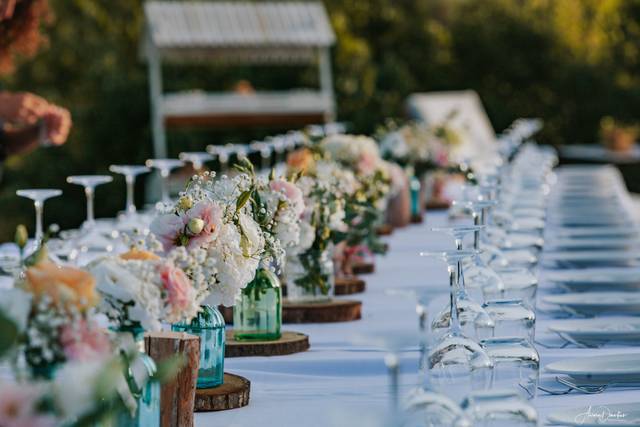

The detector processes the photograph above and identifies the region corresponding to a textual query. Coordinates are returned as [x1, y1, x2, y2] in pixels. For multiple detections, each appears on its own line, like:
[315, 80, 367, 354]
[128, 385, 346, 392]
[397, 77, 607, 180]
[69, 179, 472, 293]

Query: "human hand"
[0, 0, 17, 21]
[0, 91, 49, 125]
[42, 105, 72, 145]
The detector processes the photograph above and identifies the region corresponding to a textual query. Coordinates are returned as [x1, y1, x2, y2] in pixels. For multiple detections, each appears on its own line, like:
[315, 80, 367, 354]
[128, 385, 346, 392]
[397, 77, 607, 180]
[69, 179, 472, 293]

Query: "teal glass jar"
[116, 326, 161, 427]
[172, 305, 225, 389]
[233, 268, 282, 341]
[409, 174, 422, 218]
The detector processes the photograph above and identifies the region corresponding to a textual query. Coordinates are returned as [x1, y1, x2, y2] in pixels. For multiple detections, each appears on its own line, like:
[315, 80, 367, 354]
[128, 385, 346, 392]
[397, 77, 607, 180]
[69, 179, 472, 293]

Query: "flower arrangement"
[600, 116, 638, 153]
[6, 259, 111, 374]
[149, 171, 266, 306]
[88, 245, 208, 332]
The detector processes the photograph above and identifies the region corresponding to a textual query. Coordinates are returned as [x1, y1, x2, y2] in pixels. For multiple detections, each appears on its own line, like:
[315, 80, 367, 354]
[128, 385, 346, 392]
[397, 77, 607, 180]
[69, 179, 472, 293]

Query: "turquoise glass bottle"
[116, 326, 161, 427]
[172, 305, 225, 388]
[233, 268, 282, 341]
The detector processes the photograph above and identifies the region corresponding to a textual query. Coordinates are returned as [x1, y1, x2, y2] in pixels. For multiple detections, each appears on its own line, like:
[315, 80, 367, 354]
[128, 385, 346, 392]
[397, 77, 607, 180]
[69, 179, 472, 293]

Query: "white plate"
[545, 236, 640, 250]
[544, 267, 640, 287]
[546, 353, 640, 380]
[548, 402, 640, 426]
[543, 291, 640, 315]
[548, 317, 640, 343]
[550, 226, 640, 239]
[541, 250, 640, 267]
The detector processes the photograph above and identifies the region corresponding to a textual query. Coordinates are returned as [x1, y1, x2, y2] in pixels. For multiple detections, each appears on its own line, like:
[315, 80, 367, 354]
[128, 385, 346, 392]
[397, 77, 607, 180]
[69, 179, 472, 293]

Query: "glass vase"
[172, 305, 225, 389]
[410, 174, 422, 218]
[233, 268, 282, 341]
[116, 326, 161, 427]
[285, 247, 334, 303]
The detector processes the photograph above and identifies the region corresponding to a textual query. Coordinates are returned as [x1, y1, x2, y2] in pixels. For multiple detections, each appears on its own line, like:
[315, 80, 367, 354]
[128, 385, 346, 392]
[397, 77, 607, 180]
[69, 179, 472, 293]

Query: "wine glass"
[460, 389, 538, 426]
[250, 141, 273, 173]
[458, 199, 509, 268]
[419, 250, 494, 402]
[109, 165, 150, 217]
[179, 152, 213, 172]
[16, 188, 62, 250]
[206, 144, 232, 174]
[349, 328, 471, 427]
[145, 158, 184, 205]
[66, 175, 113, 229]
[429, 226, 495, 340]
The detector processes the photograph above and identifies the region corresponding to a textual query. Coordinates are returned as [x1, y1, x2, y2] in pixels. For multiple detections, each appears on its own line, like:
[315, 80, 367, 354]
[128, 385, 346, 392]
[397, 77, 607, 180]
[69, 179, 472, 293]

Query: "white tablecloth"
[195, 211, 640, 427]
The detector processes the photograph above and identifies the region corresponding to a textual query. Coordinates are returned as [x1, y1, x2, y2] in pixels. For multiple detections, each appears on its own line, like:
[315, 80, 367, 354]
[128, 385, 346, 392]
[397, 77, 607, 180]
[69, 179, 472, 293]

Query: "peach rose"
[120, 248, 160, 261]
[24, 261, 98, 312]
[159, 262, 193, 314]
[60, 319, 111, 362]
[286, 148, 315, 174]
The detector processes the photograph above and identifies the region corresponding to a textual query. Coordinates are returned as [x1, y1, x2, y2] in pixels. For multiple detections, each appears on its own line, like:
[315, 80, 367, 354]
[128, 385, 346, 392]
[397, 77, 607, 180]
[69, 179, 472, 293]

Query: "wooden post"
[145, 331, 200, 427]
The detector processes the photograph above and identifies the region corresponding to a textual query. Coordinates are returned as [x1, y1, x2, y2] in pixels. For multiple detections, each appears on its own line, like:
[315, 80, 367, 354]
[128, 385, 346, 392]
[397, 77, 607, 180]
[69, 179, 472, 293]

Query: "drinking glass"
[419, 250, 494, 401]
[207, 145, 232, 174]
[179, 152, 213, 172]
[145, 158, 184, 205]
[250, 141, 273, 172]
[488, 268, 538, 306]
[430, 226, 495, 340]
[479, 338, 539, 400]
[66, 175, 113, 228]
[109, 165, 150, 217]
[16, 188, 62, 249]
[461, 390, 538, 426]
[482, 300, 536, 342]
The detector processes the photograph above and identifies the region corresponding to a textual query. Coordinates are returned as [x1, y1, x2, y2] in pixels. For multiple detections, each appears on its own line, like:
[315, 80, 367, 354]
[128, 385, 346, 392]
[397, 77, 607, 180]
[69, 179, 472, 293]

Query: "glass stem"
[448, 265, 462, 336]
[384, 353, 400, 420]
[160, 170, 170, 203]
[473, 215, 481, 250]
[85, 187, 95, 226]
[125, 175, 136, 214]
[34, 200, 43, 246]
[417, 303, 427, 373]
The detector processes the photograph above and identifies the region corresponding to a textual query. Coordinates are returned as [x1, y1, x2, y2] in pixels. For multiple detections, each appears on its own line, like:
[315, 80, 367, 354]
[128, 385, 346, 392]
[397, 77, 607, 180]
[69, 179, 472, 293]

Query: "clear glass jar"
[286, 247, 334, 303]
[172, 305, 225, 389]
[233, 268, 282, 341]
[116, 326, 161, 427]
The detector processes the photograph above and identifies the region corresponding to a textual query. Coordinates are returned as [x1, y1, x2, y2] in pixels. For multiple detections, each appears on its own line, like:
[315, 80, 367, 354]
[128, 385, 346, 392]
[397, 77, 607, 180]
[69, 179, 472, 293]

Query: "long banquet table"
[198, 182, 640, 426]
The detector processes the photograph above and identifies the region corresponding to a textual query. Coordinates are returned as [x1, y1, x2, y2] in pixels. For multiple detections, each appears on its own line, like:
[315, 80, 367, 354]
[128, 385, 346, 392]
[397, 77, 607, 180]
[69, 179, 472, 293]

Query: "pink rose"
[0, 383, 56, 427]
[60, 319, 111, 362]
[150, 214, 186, 252]
[270, 180, 305, 217]
[159, 262, 193, 313]
[357, 151, 378, 176]
[184, 201, 222, 250]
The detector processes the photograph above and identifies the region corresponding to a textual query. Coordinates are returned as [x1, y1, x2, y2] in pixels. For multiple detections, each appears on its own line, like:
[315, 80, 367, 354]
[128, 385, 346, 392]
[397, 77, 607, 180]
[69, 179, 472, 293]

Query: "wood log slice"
[194, 373, 250, 412]
[144, 331, 200, 427]
[283, 299, 362, 323]
[376, 223, 394, 236]
[334, 277, 366, 295]
[411, 214, 424, 224]
[352, 262, 375, 275]
[225, 331, 309, 357]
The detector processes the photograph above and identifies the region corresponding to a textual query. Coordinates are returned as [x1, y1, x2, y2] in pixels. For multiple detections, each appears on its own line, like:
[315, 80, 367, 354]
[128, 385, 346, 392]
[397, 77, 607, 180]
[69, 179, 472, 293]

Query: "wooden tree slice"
[225, 331, 309, 357]
[352, 262, 375, 275]
[411, 214, 424, 224]
[283, 299, 362, 323]
[194, 373, 250, 412]
[145, 331, 200, 427]
[334, 277, 366, 295]
[426, 199, 451, 210]
[218, 305, 234, 325]
[376, 223, 394, 236]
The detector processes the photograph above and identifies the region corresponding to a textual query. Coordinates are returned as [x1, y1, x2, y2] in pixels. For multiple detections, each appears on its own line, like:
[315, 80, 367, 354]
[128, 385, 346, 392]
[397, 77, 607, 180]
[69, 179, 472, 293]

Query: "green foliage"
[2, 0, 640, 239]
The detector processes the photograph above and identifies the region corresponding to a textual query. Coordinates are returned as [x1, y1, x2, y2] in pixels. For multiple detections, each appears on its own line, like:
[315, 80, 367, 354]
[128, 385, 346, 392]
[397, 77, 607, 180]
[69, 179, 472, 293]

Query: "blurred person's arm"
[0, 91, 49, 125]
[0, 0, 16, 21]
[0, 104, 72, 158]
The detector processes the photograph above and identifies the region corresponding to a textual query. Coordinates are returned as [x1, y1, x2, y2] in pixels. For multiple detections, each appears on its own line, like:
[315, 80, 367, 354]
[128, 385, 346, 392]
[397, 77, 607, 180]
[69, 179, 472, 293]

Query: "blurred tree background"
[1, 0, 639, 240]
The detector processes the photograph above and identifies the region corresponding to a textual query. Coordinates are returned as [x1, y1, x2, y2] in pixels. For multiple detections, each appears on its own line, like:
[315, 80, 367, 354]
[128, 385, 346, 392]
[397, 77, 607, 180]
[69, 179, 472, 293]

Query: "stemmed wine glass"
[109, 165, 150, 217]
[419, 250, 494, 402]
[250, 141, 273, 173]
[145, 158, 184, 205]
[207, 144, 232, 174]
[66, 175, 113, 229]
[430, 226, 495, 340]
[16, 188, 62, 250]
[179, 152, 213, 172]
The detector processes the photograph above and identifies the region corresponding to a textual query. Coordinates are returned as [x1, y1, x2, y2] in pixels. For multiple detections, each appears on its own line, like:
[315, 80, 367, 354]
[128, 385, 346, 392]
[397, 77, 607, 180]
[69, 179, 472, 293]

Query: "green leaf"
[0, 311, 18, 358]
[154, 354, 186, 384]
[236, 190, 252, 211]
